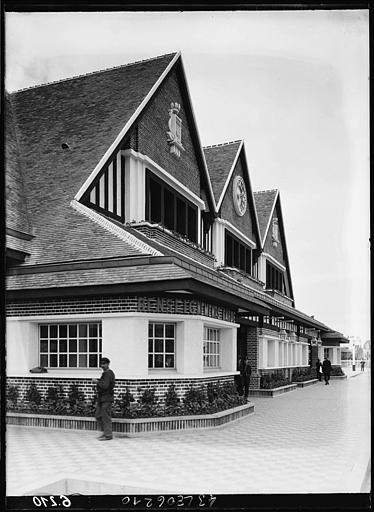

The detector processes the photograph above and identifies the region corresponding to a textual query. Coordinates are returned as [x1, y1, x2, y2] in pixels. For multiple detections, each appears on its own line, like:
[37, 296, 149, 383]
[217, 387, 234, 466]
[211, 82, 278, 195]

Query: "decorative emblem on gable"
[167, 102, 185, 157]
[272, 217, 279, 246]
[232, 176, 247, 216]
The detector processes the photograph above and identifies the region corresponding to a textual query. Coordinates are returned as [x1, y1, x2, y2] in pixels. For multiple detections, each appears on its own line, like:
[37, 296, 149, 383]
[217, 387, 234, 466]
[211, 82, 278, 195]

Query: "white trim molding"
[215, 218, 256, 248]
[263, 253, 286, 272]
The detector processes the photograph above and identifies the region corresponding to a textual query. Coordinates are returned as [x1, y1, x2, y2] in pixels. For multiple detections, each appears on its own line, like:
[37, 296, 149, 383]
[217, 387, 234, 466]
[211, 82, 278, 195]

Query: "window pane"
[79, 339, 87, 352]
[154, 355, 164, 368]
[149, 178, 162, 222]
[69, 325, 77, 337]
[99, 324, 102, 337]
[79, 354, 87, 367]
[233, 240, 239, 268]
[69, 339, 77, 352]
[59, 339, 67, 352]
[155, 339, 163, 353]
[187, 205, 197, 242]
[50, 340, 57, 353]
[40, 340, 48, 352]
[164, 189, 175, 230]
[148, 339, 153, 352]
[59, 354, 67, 367]
[89, 339, 98, 352]
[154, 324, 163, 338]
[165, 339, 174, 353]
[40, 354, 48, 367]
[176, 198, 186, 235]
[59, 325, 67, 338]
[89, 324, 98, 337]
[89, 354, 98, 368]
[40, 325, 48, 338]
[165, 355, 174, 368]
[148, 354, 153, 368]
[69, 354, 77, 368]
[50, 354, 58, 367]
[50, 325, 58, 338]
[239, 244, 245, 271]
[148, 323, 153, 337]
[79, 324, 87, 337]
[165, 324, 174, 338]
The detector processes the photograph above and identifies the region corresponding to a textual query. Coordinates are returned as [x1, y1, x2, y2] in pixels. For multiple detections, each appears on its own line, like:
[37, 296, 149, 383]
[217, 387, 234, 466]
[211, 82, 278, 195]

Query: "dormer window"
[272, 217, 279, 246]
[167, 102, 184, 157]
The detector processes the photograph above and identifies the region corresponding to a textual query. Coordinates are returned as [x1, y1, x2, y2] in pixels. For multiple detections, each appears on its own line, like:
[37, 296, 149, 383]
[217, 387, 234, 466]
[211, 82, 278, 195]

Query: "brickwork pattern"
[7, 375, 236, 406]
[137, 67, 201, 196]
[6, 295, 235, 322]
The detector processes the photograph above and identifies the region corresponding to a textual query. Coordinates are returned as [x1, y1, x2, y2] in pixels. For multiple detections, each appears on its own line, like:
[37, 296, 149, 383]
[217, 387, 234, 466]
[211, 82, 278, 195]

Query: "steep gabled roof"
[204, 140, 261, 247]
[203, 140, 242, 206]
[253, 189, 278, 246]
[254, 189, 294, 302]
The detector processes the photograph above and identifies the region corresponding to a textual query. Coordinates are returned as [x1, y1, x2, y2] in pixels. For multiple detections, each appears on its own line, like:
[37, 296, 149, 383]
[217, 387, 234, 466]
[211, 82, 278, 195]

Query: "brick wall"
[136, 67, 202, 197]
[245, 326, 261, 388]
[7, 374, 236, 406]
[6, 294, 236, 322]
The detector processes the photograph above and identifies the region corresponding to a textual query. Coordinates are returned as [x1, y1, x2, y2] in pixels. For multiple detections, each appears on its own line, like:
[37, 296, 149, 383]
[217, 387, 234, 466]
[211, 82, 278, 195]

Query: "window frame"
[224, 230, 253, 275]
[203, 327, 221, 369]
[148, 322, 176, 370]
[39, 322, 102, 369]
[266, 261, 285, 294]
[145, 170, 198, 242]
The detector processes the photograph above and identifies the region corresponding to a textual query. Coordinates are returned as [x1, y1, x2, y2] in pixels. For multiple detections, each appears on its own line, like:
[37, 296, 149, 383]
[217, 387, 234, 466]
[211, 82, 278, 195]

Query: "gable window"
[146, 171, 198, 242]
[225, 230, 252, 275]
[148, 322, 175, 369]
[203, 327, 220, 368]
[39, 323, 102, 368]
[266, 261, 285, 294]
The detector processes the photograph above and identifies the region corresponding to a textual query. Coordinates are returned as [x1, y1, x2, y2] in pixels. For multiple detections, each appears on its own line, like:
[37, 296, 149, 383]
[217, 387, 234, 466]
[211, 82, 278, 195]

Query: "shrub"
[45, 385, 69, 415]
[114, 387, 135, 417]
[26, 383, 42, 405]
[330, 366, 345, 376]
[164, 384, 182, 415]
[183, 386, 208, 414]
[7, 385, 20, 407]
[260, 371, 289, 389]
[292, 368, 314, 382]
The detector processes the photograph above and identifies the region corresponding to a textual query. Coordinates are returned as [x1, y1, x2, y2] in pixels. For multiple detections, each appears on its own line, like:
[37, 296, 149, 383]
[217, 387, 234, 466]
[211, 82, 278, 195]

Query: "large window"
[266, 261, 285, 293]
[203, 327, 221, 368]
[225, 230, 252, 275]
[39, 323, 102, 368]
[146, 171, 198, 242]
[148, 322, 175, 369]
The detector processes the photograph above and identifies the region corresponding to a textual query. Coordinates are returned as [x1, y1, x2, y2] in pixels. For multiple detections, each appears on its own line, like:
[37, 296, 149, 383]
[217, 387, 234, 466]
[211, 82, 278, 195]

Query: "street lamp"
[352, 343, 356, 371]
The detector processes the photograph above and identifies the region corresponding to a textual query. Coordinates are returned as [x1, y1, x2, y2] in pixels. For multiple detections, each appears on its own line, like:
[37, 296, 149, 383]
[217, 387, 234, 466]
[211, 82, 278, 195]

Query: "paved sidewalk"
[6, 371, 371, 495]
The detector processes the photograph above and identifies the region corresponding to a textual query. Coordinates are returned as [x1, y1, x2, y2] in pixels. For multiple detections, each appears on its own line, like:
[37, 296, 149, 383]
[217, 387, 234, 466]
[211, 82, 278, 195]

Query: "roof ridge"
[253, 189, 279, 194]
[203, 139, 242, 149]
[10, 52, 178, 94]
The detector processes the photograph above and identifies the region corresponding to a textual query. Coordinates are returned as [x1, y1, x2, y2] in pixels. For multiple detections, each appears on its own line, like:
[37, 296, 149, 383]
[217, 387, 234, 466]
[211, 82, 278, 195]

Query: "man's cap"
[100, 357, 110, 364]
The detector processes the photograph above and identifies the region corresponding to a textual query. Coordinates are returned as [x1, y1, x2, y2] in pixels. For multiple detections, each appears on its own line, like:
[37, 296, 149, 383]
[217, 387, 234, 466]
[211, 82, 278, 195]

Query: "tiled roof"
[203, 141, 242, 205]
[5, 94, 33, 237]
[253, 189, 278, 243]
[6, 53, 177, 265]
[6, 263, 191, 290]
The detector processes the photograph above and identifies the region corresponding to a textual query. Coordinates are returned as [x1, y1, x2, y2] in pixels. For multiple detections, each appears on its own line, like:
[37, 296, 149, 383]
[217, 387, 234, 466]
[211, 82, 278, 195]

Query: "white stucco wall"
[7, 320, 39, 376]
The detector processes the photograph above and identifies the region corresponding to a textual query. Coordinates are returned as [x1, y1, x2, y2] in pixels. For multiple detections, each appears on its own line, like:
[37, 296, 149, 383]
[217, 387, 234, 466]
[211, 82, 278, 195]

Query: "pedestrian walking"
[322, 356, 332, 385]
[239, 356, 252, 400]
[315, 358, 322, 381]
[360, 360, 366, 372]
[93, 357, 115, 440]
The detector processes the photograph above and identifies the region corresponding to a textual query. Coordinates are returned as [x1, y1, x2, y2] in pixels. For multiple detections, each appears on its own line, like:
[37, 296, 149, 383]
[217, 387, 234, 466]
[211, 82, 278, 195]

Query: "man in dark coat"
[239, 357, 252, 400]
[315, 358, 322, 381]
[322, 356, 332, 385]
[93, 357, 115, 440]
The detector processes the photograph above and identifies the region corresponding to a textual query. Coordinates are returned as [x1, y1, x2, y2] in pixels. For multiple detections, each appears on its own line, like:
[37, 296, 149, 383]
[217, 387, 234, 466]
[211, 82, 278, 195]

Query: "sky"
[5, 10, 370, 343]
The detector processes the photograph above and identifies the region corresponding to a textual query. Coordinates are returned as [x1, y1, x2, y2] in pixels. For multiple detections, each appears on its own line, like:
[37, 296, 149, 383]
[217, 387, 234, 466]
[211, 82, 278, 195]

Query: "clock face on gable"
[232, 176, 247, 216]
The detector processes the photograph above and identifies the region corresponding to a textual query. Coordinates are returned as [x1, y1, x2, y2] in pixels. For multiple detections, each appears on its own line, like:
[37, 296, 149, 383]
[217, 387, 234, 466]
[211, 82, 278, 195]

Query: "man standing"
[315, 358, 322, 381]
[239, 356, 252, 400]
[93, 357, 115, 440]
[322, 355, 332, 385]
[360, 360, 366, 372]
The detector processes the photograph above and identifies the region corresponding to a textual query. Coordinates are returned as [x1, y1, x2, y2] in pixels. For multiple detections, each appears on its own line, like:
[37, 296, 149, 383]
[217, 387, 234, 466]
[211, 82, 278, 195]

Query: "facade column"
[212, 219, 225, 267]
[123, 150, 146, 222]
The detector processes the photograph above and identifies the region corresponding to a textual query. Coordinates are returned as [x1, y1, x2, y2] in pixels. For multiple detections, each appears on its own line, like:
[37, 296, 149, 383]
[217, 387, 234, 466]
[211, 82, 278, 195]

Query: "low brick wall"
[248, 384, 297, 397]
[7, 374, 237, 406]
[6, 402, 254, 435]
[330, 375, 347, 380]
[294, 379, 318, 388]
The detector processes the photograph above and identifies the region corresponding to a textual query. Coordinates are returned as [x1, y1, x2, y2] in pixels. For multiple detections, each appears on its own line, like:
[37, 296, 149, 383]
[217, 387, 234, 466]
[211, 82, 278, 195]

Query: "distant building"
[5, 51, 347, 402]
